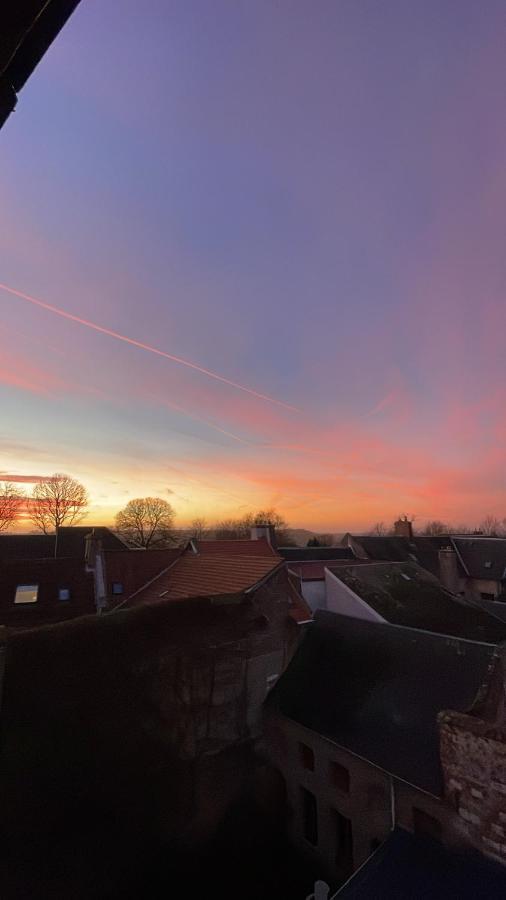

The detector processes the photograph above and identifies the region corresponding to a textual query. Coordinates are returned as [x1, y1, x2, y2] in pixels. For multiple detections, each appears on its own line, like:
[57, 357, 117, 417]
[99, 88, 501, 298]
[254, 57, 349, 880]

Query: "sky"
[1, 0, 506, 533]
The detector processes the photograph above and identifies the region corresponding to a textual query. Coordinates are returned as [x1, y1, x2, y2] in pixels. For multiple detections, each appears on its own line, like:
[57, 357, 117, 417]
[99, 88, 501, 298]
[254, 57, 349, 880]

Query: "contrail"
[0, 281, 298, 411]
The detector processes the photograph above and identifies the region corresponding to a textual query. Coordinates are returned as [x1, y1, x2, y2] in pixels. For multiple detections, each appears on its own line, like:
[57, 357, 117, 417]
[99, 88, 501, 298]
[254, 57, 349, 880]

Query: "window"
[330, 760, 350, 793]
[333, 809, 353, 872]
[484, 561, 493, 569]
[481, 592, 495, 601]
[299, 742, 315, 771]
[111, 582, 124, 595]
[58, 587, 71, 601]
[14, 584, 39, 604]
[300, 787, 318, 845]
[413, 807, 442, 841]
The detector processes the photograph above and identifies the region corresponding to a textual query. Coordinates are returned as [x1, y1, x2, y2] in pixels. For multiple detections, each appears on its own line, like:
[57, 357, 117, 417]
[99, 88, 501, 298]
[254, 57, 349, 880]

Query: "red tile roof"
[128, 551, 282, 606]
[105, 548, 182, 600]
[193, 538, 279, 557]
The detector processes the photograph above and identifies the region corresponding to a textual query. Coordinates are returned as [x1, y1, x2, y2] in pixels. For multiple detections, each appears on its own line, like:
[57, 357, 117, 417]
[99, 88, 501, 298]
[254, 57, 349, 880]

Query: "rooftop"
[328, 562, 506, 643]
[126, 550, 283, 606]
[334, 827, 506, 898]
[0, 527, 126, 561]
[278, 547, 354, 562]
[267, 611, 496, 795]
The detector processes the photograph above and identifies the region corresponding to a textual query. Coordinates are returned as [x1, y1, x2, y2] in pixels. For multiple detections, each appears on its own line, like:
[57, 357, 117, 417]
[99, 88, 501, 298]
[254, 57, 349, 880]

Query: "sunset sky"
[1, 0, 506, 532]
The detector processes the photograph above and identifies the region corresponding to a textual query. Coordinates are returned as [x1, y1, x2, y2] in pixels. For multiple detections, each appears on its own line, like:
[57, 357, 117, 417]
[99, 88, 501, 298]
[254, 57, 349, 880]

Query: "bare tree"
[423, 520, 450, 536]
[190, 517, 208, 540]
[0, 483, 25, 532]
[28, 473, 88, 534]
[369, 522, 387, 536]
[115, 497, 175, 548]
[214, 508, 290, 543]
[479, 515, 503, 537]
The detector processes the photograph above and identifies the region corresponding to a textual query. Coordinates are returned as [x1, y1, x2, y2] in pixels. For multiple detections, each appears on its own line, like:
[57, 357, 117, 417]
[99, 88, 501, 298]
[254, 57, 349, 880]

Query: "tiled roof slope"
[335, 827, 506, 899]
[128, 552, 283, 606]
[193, 538, 279, 557]
[329, 562, 506, 643]
[105, 548, 182, 600]
[267, 611, 496, 795]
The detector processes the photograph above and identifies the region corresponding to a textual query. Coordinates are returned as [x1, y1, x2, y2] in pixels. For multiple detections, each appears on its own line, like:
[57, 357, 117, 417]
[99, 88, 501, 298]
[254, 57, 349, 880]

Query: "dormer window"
[14, 584, 39, 604]
[111, 582, 124, 595]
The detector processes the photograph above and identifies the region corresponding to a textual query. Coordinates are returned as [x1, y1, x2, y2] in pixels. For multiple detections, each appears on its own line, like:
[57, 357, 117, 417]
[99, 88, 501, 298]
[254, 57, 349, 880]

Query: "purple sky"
[1, 0, 506, 531]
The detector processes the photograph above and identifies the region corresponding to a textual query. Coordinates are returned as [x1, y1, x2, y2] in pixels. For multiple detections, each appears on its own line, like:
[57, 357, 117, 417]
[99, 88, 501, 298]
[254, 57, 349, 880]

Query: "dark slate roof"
[0, 527, 126, 561]
[453, 537, 506, 581]
[345, 535, 468, 579]
[335, 827, 506, 899]
[267, 611, 496, 795]
[328, 562, 506, 643]
[0, 557, 95, 628]
[278, 547, 354, 562]
[347, 536, 412, 561]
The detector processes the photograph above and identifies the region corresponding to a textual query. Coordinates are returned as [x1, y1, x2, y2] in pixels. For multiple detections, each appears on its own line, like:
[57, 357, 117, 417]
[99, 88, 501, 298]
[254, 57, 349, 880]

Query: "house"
[341, 530, 506, 602]
[0, 529, 181, 628]
[263, 611, 506, 889]
[325, 561, 506, 643]
[332, 827, 506, 898]
[0, 537, 310, 895]
[0, 526, 127, 560]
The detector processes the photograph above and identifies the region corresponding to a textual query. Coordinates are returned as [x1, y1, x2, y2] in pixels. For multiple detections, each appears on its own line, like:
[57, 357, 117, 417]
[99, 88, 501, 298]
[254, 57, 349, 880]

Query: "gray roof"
[335, 827, 506, 898]
[267, 611, 496, 795]
[329, 562, 506, 643]
[278, 547, 354, 562]
[453, 537, 506, 582]
[0, 527, 125, 561]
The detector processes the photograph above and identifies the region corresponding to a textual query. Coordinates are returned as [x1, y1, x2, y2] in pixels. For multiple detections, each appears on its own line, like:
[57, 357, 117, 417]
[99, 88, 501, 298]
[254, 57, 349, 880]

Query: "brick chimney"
[85, 530, 108, 613]
[439, 546, 459, 594]
[250, 523, 277, 551]
[394, 516, 413, 540]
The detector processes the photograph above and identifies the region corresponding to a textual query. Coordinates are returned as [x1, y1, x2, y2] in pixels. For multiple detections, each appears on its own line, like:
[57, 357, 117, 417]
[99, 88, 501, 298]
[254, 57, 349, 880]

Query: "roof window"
[14, 584, 39, 604]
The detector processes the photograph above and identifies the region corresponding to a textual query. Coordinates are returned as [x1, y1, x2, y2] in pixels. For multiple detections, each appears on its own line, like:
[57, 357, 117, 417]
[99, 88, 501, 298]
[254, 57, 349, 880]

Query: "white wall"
[325, 570, 386, 623]
[301, 580, 327, 612]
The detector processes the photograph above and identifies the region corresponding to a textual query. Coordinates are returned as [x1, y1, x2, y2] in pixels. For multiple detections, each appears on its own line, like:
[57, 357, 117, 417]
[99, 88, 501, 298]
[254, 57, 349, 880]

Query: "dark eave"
[0, 1, 81, 129]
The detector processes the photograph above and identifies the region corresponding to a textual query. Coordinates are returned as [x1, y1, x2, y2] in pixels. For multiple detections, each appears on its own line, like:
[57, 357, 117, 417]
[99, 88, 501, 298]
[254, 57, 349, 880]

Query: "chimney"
[85, 530, 108, 613]
[439, 546, 459, 594]
[394, 516, 413, 540]
[250, 523, 277, 551]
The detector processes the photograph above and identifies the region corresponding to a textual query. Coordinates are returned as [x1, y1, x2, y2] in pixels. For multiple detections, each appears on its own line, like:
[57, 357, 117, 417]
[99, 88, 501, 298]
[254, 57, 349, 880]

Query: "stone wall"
[439, 708, 506, 863]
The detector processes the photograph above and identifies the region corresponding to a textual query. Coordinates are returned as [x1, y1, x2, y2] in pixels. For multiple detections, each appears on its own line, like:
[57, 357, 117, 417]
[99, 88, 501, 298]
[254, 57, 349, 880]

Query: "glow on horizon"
[1, 0, 506, 533]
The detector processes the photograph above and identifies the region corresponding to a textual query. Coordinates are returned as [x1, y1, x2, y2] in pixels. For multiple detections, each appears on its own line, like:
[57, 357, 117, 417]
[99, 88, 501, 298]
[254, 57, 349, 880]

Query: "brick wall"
[439, 708, 506, 863]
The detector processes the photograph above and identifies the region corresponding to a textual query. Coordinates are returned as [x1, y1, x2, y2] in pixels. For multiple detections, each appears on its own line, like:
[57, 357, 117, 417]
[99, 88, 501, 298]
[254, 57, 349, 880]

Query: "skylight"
[14, 584, 39, 604]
